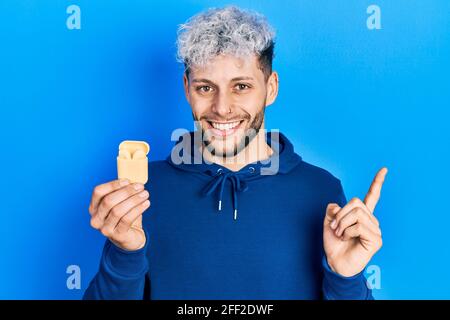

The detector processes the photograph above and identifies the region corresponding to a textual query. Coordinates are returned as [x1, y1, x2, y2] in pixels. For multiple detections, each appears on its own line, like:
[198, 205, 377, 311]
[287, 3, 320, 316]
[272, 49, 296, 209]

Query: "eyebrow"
[191, 76, 255, 85]
[230, 76, 254, 82]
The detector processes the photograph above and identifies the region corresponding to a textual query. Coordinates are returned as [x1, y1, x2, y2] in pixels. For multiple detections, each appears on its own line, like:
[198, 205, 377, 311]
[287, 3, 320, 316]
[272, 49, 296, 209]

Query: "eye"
[235, 83, 251, 91]
[196, 85, 213, 93]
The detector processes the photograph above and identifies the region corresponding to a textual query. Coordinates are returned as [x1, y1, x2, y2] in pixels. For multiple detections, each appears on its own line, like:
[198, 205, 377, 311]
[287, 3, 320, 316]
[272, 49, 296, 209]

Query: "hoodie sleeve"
[321, 179, 374, 300]
[83, 234, 149, 300]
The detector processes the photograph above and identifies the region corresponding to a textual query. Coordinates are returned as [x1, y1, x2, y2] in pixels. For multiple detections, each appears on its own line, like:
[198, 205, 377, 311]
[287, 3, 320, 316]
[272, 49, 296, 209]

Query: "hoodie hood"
[166, 131, 302, 220]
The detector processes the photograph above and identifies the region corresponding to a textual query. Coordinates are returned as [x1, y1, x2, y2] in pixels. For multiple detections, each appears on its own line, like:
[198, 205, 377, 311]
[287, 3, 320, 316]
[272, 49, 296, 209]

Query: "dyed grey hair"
[176, 6, 276, 79]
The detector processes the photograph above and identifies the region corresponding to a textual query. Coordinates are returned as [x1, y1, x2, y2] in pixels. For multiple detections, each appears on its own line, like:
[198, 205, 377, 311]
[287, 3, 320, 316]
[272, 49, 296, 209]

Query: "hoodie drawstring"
[202, 168, 253, 220]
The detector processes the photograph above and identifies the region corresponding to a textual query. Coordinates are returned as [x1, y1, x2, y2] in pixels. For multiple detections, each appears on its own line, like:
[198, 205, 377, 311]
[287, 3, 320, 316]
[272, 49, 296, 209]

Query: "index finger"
[364, 167, 388, 213]
[89, 178, 130, 214]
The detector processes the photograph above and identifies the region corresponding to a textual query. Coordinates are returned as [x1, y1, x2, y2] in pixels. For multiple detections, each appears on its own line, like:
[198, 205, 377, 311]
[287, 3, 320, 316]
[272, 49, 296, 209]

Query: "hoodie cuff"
[101, 233, 149, 279]
[322, 256, 372, 300]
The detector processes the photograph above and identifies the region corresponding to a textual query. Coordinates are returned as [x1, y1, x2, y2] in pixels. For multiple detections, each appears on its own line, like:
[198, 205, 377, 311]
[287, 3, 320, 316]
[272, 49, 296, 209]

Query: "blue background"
[1, 0, 449, 299]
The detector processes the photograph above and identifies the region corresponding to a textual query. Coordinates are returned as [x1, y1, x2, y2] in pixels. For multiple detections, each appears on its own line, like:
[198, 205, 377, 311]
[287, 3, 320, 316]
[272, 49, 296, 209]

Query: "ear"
[183, 72, 190, 104]
[265, 71, 279, 107]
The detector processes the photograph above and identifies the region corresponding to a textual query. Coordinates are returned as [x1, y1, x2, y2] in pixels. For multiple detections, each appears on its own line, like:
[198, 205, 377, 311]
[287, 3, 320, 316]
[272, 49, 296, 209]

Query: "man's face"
[183, 54, 278, 158]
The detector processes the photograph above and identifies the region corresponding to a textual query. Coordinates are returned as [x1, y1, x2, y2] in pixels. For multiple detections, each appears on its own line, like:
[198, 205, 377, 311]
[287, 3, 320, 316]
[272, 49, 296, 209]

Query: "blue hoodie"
[83, 131, 373, 300]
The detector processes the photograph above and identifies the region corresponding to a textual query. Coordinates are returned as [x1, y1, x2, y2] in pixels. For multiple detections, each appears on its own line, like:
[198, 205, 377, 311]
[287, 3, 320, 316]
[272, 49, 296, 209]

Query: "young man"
[84, 6, 387, 300]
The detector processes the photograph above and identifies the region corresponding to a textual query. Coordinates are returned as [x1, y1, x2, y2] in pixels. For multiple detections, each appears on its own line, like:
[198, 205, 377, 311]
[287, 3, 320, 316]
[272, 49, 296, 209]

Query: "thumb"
[324, 203, 340, 225]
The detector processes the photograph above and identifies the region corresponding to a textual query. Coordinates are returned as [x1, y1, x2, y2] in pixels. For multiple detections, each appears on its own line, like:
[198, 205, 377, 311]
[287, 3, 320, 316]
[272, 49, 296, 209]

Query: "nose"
[211, 91, 232, 117]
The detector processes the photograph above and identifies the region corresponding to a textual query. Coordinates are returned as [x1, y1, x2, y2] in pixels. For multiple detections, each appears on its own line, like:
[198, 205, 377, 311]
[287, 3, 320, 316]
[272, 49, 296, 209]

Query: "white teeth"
[210, 121, 240, 131]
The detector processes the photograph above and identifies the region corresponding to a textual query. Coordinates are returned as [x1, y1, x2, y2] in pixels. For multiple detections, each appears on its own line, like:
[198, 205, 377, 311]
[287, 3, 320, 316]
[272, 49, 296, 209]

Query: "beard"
[194, 103, 266, 158]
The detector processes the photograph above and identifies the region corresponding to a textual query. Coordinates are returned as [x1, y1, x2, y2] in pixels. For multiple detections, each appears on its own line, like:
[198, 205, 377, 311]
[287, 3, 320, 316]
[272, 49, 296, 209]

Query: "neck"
[201, 126, 273, 172]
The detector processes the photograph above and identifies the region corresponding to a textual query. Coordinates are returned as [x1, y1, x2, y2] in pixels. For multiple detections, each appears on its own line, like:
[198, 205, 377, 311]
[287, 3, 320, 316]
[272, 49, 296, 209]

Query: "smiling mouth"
[205, 120, 245, 137]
